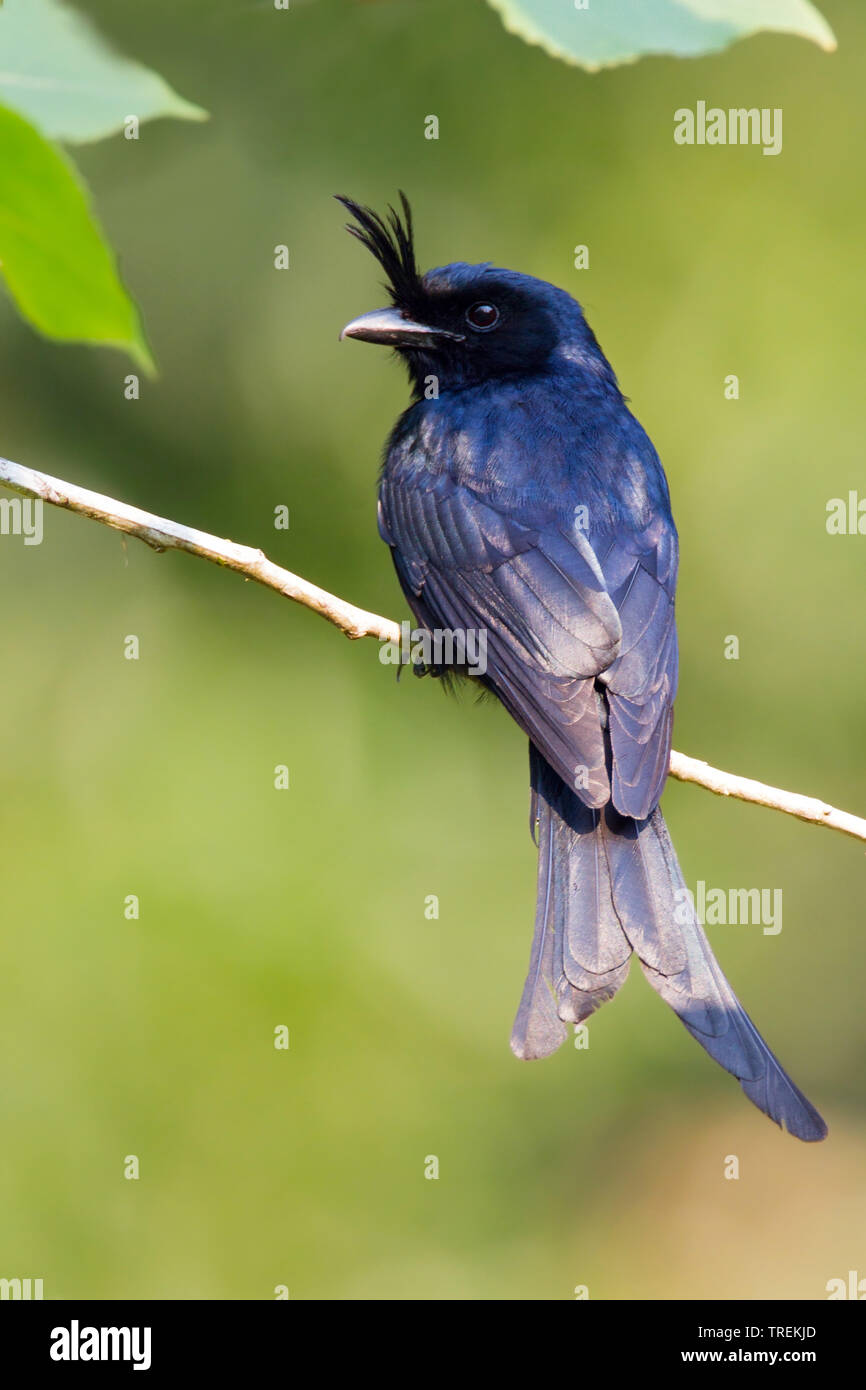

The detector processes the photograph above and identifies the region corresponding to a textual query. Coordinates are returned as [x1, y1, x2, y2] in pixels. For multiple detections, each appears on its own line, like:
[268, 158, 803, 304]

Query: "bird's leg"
[412, 659, 444, 679]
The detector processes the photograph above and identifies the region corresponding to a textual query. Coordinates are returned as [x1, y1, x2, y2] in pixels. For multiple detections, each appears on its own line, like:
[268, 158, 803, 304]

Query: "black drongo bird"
[337, 193, 826, 1142]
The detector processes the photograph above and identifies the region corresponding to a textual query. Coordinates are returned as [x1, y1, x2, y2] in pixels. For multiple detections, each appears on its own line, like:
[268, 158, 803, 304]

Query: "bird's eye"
[465, 302, 500, 331]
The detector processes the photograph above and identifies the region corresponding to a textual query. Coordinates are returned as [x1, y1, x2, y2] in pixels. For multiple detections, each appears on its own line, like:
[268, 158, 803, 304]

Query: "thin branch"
[668, 751, 865, 844]
[3, 455, 864, 845]
[0, 456, 396, 643]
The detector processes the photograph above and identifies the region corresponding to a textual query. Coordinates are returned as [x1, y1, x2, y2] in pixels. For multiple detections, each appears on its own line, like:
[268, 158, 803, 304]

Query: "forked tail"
[511, 746, 827, 1142]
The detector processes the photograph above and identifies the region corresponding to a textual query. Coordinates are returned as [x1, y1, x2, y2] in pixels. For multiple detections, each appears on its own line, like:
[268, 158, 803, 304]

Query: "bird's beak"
[340, 306, 463, 348]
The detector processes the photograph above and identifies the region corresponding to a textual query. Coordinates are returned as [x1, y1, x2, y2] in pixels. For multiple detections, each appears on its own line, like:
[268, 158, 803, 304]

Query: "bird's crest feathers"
[335, 193, 421, 308]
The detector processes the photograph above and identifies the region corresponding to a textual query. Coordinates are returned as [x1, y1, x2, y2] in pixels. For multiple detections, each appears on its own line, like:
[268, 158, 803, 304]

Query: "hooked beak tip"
[340, 306, 463, 349]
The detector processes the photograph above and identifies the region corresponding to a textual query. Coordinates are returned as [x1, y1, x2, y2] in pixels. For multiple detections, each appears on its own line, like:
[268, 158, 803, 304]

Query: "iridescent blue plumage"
[339, 194, 826, 1142]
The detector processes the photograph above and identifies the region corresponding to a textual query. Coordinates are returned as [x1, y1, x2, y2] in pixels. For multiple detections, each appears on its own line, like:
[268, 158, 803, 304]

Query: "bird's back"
[379, 366, 679, 820]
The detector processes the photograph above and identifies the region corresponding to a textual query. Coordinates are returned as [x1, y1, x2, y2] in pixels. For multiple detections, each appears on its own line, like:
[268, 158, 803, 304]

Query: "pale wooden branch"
[3, 455, 864, 845]
[667, 751, 866, 844]
[0, 456, 396, 643]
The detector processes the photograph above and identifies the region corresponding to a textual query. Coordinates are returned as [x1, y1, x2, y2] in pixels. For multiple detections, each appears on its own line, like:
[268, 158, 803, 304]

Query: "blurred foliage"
[0, 107, 153, 372]
[0, 0, 863, 1300]
[0, 0, 206, 143]
[488, 0, 836, 70]
[0, 0, 204, 365]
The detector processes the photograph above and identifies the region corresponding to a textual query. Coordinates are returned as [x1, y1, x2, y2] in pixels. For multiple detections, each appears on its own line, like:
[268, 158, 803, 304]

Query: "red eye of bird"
[465, 302, 500, 331]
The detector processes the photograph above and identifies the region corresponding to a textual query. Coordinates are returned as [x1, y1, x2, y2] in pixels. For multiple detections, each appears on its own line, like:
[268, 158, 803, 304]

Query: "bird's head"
[337, 193, 616, 397]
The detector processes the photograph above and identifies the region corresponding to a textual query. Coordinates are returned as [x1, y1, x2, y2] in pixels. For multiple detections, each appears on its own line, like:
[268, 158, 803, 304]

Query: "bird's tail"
[511, 746, 827, 1142]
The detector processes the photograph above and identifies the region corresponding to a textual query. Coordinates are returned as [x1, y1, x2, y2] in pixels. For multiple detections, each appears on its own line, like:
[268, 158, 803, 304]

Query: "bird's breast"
[383, 379, 671, 539]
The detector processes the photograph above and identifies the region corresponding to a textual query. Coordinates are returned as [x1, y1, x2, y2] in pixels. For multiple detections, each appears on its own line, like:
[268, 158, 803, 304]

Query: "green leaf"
[0, 0, 207, 143]
[0, 105, 153, 371]
[486, 0, 837, 70]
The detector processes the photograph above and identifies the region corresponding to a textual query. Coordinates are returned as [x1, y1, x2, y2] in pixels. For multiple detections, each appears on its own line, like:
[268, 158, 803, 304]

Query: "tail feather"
[510, 773, 569, 1060]
[631, 809, 827, 1142]
[511, 747, 633, 1059]
[512, 746, 827, 1142]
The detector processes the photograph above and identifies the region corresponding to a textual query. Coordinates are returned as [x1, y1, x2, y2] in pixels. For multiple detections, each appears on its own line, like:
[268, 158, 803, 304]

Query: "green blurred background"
[1, 0, 864, 1300]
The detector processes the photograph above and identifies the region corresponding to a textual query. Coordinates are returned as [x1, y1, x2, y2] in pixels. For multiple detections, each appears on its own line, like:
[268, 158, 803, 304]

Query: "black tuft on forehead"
[335, 192, 422, 308]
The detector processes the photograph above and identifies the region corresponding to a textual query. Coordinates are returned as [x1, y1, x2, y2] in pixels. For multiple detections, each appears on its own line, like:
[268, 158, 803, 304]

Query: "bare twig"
[3, 455, 864, 844]
[0, 456, 396, 642]
[668, 751, 865, 843]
